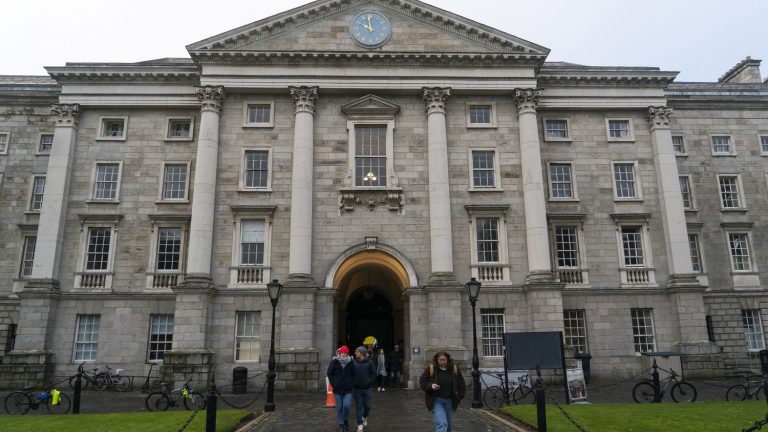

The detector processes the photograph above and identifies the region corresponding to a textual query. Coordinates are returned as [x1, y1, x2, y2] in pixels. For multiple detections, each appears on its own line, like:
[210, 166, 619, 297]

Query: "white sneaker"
[357, 425, 364, 432]
[382, 388, 386, 392]
[363, 417, 368, 427]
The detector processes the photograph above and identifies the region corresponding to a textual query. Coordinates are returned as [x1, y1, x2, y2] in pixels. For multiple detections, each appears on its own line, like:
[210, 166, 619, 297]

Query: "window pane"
[476, 218, 499, 263]
[550, 163, 573, 198]
[742, 310, 766, 351]
[729, 233, 751, 271]
[719, 176, 740, 208]
[86, 228, 111, 271]
[355, 126, 387, 187]
[613, 164, 636, 198]
[672, 136, 685, 153]
[244, 150, 269, 188]
[472, 151, 495, 188]
[563, 310, 588, 352]
[762, 136, 768, 153]
[608, 120, 630, 138]
[621, 227, 644, 267]
[688, 234, 702, 273]
[74, 314, 100, 361]
[555, 226, 579, 268]
[39, 134, 54, 152]
[247, 105, 271, 124]
[546, 120, 568, 138]
[712, 136, 731, 153]
[31, 177, 45, 210]
[481, 308, 504, 356]
[20, 236, 37, 278]
[679, 176, 691, 208]
[469, 106, 492, 124]
[163, 164, 187, 199]
[235, 311, 261, 361]
[149, 315, 174, 360]
[157, 228, 182, 271]
[95, 164, 119, 199]
[102, 120, 124, 137]
[631, 308, 655, 353]
[241, 220, 265, 265]
[168, 120, 191, 138]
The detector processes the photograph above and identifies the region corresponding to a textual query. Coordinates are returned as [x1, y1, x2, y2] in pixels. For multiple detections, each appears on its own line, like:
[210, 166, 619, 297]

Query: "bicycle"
[97, 365, 130, 392]
[482, 370, 534, 408]
[632, 367, 697, 403]
[4, 385, 72, 415]
[145, 379, 206, 411]
[726, 374, 768, 401]
[69, 362, 105, 390]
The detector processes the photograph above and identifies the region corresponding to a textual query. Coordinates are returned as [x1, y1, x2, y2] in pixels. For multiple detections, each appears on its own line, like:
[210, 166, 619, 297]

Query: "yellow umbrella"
[363, 336, 377, 347]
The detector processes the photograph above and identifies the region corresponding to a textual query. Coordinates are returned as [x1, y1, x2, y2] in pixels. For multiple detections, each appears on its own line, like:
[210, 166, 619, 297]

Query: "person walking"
[328, 346, 355, 432]
[387, 344, 404, 388]
[418, 351, 466, 432]
[351, 346, 376, 431]
[374, 348, 387, 391]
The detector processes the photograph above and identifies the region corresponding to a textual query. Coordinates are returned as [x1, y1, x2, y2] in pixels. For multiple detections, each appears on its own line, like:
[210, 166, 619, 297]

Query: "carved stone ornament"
[339, 188, 404, 214]
[289, 86, 319, 115]
[647, 106, 674, 129]
[512, 88, 542, 115]
[196, 86, 225, 113]
[51, 103, 80, 127]
[422, 87, 451, 115]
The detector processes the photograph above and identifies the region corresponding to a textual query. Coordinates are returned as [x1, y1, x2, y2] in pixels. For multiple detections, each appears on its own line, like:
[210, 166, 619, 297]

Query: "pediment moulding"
[341, 94, 400, 117]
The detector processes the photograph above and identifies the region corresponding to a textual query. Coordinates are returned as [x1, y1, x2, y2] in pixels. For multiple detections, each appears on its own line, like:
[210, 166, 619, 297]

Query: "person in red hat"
[327, 345, 355, 431]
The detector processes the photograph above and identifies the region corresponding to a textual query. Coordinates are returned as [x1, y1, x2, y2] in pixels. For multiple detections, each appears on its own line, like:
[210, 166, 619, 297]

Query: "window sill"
[683, 208, 698, 213]
[242, 124, 273, 129]
[467, 124, 497, 129]
[163, 138, 193, 143]
[23, 210, 41, 215]
[675, 153, 688, 157]
[607, 138, 635, 143]
[548, 198, 579, 202]
[720, 208, 748, 213]
[155, 200, 190, 204]
[544, 138, 572, 143]
[711, 153, 737, 157]
[468, 187, 503, 193]
[613, 198, 643, 202]
[35, 152, 51, 157]
[96, 137, 127, 142]
[237, 188, 273, 193]
[86, 200, 120, 204]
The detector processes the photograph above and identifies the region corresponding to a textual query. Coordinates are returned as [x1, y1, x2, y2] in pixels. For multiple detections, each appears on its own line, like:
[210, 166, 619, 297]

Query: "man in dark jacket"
[351, 346, 377, 431]
[387, 344, 404, 388]
[418, 351, 466, 432]
[327, 346, 355, 432]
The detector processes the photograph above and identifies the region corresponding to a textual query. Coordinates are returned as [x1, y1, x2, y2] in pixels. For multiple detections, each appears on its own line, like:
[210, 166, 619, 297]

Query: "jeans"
[432, 396, 454, 432]
[334, 392, 353, 425]
[353, 388, 372, 424]
[390, 371, 401, 387]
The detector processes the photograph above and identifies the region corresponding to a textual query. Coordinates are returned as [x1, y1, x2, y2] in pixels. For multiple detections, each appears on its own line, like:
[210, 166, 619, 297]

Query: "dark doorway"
[345, 288, 394, 351]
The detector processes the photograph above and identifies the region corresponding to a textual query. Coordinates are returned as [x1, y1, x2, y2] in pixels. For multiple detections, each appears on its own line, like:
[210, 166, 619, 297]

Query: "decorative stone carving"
[338, 188, 404, 214]
[289, 86, 319, 115]
[195, 86, 225, 113]
[51, 103, 80, 127]
[422, 87, 451, 114]
[365, 236, 378, 250]
[512, 88, 542, 115]
[647, 106, 674, 129]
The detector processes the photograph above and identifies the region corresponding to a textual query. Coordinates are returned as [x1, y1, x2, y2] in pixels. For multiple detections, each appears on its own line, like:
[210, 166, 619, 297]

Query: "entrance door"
[345, 288, 394, 350]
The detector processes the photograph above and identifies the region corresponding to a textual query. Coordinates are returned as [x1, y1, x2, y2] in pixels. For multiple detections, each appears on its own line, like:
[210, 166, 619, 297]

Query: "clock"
[349, 11, 392, 48]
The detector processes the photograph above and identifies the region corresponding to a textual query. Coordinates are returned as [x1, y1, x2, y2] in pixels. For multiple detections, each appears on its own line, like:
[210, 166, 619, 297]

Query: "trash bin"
[573, 352, 592, 384]
[233, 366, 247, 394]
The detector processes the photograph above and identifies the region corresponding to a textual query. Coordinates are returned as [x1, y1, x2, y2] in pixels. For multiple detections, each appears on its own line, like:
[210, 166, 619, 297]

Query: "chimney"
[719, 57, 762, 83]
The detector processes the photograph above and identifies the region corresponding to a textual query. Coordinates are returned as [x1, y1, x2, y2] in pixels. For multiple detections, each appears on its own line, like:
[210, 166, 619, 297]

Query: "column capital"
[422, 87, 451, 115]
[513, 88, 542, 115]
[51, 103, 80, 127]
[289, 86, 319, 115]
[195, 86, 225, 113]
[647, 106, 674, 130]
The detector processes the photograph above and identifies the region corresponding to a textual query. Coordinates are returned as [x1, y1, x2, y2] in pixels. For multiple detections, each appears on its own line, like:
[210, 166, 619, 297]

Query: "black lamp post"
[466, 277, 482, 409]
[265, 278, 283, 412]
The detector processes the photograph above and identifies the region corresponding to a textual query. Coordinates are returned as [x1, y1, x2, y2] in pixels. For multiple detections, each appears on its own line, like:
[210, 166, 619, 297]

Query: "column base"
[178, 274, 215, 291]
[21, 279, 61, 296]
[676, 341, 725, 378]
[524, 276, 565, 332]
[160, 349, 215, 388]
[524, 271, 559, 287]
[426, 272, 458, 287]
[667, 273, 704, 291]
[284, 274, 318, 289]
[0, 350, 55, 389]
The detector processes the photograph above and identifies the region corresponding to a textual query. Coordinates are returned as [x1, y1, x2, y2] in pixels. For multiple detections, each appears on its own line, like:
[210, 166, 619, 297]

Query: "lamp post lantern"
[465, 277, 482, 409]
[265, 278, 283, 412]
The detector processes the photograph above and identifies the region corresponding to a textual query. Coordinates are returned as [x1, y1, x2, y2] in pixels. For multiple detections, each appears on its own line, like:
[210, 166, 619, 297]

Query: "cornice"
[46, 65, 200, 86]
[539, 74, 677, 89]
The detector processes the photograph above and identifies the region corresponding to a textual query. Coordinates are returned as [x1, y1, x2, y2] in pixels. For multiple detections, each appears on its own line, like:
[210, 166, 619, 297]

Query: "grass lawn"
[0, 409, 252, 432]
[500, 401, 768, 432]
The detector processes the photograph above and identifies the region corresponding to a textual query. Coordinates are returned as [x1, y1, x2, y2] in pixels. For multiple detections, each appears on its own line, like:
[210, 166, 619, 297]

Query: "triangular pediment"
[341, 94, 400, 117]
[187, 0, 549, 60]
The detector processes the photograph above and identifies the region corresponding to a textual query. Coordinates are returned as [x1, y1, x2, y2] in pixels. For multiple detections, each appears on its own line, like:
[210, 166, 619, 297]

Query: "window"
[18, 235, 37, 279]
[92, 163, 122, 201]
[30, 176, 45, 211]
[612, 162, 641, 199]
[550, 217, 589, 285]
[98, 117, 127, 140]
[554, 226, 580, 269]
[469, 150, 499, 190]
[672, 135, 685, 154]
[86, 228, 112, 271]
[243, 101, 274, 127]
[613, 215, 656, 285]
[235, 311, 261, 361]
[621, 226, 645, 267]
[631, 308, 656, 353]
[606, 119, 633, 141]
[543, 118, 570, 141]
[160, 163, 189, 200]
[760, 135, 768, 155]
[480, 308, 504, 357]
[242, 149, 271, 190]
[476, 218, 500, 263]
[75, 217, 119, 289]
[688, 233, 703, 273]
[240, 220, 265, 265]
[156, 228, 183, 271]
[742, 309, 766, 352]
[5, 323, 17, 354]
[466, 205, 510, 282]
[728, 232, 752, 271]
[711, 135, 733, 155]
[355, 125, 387, 187]
[229, 207, 274, 287]
[717, 175, 744, 209]
[146, 216, 188, 289]
[74, 314, 100, 361]
[563, 310, 588, 353]
[0, 132, 9, 154]
[148, 315, 174, 361]
[165, 117, 193, 140]
[548, 162, 576, 199]
[38, 133, 54, 153]
[466, 103, 496, 128]
[706, 316, 716, 343]
[679, 176, 694, 209]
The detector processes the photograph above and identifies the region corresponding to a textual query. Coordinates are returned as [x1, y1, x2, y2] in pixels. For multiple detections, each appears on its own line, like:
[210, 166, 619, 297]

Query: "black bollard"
[206, 373, 217, 432]
[73, 370, 82, 414]
[535, 367, 547, 432]
[651, 359, 661, 403]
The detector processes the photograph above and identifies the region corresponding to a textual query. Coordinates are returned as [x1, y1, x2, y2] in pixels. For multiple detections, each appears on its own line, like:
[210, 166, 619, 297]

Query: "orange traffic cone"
[325, 377, 335, 408]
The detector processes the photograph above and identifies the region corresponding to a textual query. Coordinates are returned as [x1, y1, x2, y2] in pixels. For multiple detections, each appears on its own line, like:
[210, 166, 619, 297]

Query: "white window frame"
[549, 219, 589, 285]
[229, 206, 275, 287]
[543, 118, 571, 142]
[466, 205, 510, 283]
[563, 309, 588, 353]
[89, 161, 123, 202]
[611, 161, 643, 201]
[243, 101, 274, 128]
[37, 133, 54, 155]
[688, 232, 704, 274]
[157, 161, 191, 202]
[468, 148, 502, 191]
[28, 175, 46, 212]
[146, 216, 189, 289]
[0, 131, 9, 154]
[742, 309, 766, 352]
[605, 118, 634, 142]
[97, 116, 128, 141]
[73, 314, 101, 362]
[710, 134, 735, 156]
[74, 215, 121, 290]
[239, 148, 273, 192]
[235, 311, 262, 362]
[726, 230, 755, 273]
[346, 119, 396, 188]
[148, 314, 174, 362]
[547, 161, 578, 201]
[17, 233, 37, 280]
[164, 116, 194, 141]
[613, 215, 656, 286]
[631, 308, 656, 354]
[466, 102, 497, 128]
[759, 134, 768, 156]
[480, 308, 505, 357]
[672, 135, 686, 155]
[679, 175, 695, 210]
[717, 174, 745, 210]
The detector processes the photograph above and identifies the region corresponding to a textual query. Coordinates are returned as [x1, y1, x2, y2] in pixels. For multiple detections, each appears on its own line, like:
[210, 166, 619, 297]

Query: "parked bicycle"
[4, 385, 71, 415]
[632, 367, 697, 403]
[145, 379, 206, 411]
[69, 362, 105, 390]
[726, 374, 768, 401]
[481, 370, 534, 408]
[97, 365, 130, 392]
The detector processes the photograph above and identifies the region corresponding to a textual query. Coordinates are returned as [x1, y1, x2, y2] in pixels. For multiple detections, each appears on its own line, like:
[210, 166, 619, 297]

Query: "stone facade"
[0, 0, 767, 390]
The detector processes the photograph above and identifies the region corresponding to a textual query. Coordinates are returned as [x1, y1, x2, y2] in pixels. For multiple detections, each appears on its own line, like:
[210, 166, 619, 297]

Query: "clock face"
[349, 11, 392, 48]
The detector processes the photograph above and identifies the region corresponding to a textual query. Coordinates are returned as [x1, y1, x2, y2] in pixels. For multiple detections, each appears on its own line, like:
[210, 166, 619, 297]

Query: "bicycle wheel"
[145, 392, 171, 411]
[512, 386, 535, 404]
[114, 376, 130, 392]
[670, 382, 697, 403]
[482, 386, 505, 409]
[632, 381, 655, 403]
[69, 375, 90, 391]
[725, 384, 747, 401]
[94, 374, 109, 391]
[46, 392, 71, 414]
[4, 391, 32, 415]
[184, 392, 207, 411]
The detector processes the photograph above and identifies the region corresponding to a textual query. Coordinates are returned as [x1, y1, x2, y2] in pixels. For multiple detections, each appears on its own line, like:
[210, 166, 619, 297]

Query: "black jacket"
[388, 350, 404, 373]
[418, 360, 466, 411]
[351, 357, 377, 389]
[327, 358, 355, 395]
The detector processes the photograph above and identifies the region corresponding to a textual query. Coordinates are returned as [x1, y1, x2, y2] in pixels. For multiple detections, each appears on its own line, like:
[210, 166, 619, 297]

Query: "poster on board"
[567, 367, 587, 401]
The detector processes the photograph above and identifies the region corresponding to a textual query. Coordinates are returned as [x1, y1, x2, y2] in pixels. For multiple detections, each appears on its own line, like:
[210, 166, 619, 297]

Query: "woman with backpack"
[418, 351, 466, 432]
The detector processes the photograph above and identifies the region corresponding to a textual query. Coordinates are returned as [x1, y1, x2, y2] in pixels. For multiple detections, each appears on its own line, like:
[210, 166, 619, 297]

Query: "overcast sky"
[3, 0, 766, 82]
